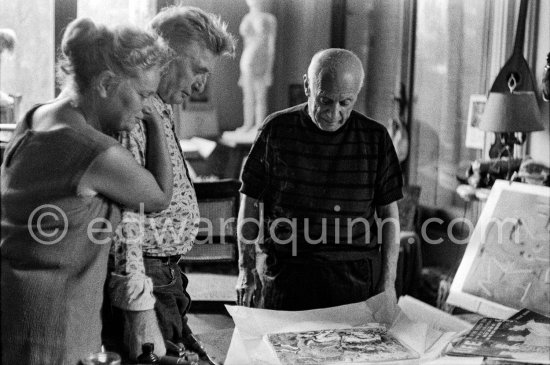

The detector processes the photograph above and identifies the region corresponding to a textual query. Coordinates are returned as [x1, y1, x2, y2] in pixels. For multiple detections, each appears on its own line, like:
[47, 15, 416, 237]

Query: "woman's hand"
[141, 102, 163, 127]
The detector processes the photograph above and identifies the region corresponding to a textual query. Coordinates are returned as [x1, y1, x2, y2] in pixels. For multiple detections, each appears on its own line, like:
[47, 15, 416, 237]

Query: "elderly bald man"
[236, 48, 403, 310]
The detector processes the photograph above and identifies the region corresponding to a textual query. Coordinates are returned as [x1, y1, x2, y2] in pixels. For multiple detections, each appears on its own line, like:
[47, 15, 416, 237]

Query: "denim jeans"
[101, 256, 193, 360]
[143, 256, 193, 343]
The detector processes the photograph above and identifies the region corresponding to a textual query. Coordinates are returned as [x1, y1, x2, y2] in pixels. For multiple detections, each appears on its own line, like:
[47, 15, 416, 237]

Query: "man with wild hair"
[104, 6, 236, 362]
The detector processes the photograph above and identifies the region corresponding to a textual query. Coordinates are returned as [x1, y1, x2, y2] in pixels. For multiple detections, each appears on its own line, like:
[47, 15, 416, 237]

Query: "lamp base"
[488, 132, 526, 158]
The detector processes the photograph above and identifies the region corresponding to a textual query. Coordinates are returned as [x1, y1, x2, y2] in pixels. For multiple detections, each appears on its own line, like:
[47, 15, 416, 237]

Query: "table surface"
[195, 328, 234, 363]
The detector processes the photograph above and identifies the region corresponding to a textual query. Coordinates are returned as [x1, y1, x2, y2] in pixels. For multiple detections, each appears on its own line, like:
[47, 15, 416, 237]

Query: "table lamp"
[479, 74, 543, 157]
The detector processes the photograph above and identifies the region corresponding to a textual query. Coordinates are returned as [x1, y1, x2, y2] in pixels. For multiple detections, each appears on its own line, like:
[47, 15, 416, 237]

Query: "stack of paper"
[224, 292, 473, 365]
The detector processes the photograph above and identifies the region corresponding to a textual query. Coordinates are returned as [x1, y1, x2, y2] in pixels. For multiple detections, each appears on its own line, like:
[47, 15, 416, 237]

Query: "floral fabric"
[109, 94, 199, 310]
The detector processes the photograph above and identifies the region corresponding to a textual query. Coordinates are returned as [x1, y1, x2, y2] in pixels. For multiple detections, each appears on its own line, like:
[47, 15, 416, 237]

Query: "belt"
[143, 254, 182, 264]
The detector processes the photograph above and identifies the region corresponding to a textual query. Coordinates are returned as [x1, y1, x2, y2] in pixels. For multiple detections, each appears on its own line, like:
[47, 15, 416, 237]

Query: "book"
[509, 308, 550, 324]
[264, 325, 419, 365]
[447, 317, 550, 364]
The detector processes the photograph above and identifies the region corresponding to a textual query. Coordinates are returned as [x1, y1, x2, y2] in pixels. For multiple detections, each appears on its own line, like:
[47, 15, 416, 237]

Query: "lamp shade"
[478, 91, 543, 132]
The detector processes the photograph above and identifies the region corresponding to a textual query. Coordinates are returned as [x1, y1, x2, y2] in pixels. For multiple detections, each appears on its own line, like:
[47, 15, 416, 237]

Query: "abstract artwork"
[448, 180, 550, 318]
[265, 325, 419, 364]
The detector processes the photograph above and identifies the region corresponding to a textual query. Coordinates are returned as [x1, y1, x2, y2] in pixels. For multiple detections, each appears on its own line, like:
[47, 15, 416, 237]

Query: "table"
[195, 329, 234, 364]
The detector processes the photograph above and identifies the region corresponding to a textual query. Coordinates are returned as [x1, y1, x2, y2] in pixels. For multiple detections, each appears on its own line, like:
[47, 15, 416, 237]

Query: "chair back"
[180, 179, 240, 264]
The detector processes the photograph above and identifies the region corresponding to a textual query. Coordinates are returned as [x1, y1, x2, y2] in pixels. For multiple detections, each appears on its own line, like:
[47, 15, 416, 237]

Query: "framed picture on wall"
[465, 94, 487, 150]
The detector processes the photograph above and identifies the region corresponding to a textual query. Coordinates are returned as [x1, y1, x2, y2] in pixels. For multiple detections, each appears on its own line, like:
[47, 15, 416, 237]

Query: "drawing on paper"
[449, 181, 550, 317]
[265, 325, 419, 365]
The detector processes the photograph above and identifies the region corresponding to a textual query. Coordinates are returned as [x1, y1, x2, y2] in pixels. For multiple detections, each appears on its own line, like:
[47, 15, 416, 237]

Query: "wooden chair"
[179, 179, 240, 273]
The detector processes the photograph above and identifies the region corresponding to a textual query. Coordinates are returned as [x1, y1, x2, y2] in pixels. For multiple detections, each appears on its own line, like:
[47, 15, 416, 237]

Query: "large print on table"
[448, 180, 550, 319]
[265, 325, 419, 365]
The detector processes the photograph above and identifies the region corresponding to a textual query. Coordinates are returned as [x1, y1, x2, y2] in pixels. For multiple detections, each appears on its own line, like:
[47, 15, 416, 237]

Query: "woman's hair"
[57, 18, 171, 92]
[149, 6, 236, 59]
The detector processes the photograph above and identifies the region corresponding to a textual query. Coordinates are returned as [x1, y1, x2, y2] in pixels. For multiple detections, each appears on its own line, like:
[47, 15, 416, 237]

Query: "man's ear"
[303, 74, 310, 97]
[95, 70, 118, 98]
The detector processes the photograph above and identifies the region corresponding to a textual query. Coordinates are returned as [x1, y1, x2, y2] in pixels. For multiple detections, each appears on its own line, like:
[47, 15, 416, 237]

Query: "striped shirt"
[240, 103, 403, 256]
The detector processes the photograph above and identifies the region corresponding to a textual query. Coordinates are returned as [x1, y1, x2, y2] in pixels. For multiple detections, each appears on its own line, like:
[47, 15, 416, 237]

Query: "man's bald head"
[307, 48, 364, 93]
[303, 48, 364, 131]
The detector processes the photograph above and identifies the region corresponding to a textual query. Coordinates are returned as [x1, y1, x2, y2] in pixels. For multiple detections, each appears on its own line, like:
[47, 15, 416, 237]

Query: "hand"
[236, 286, 255, 307]
[123, 309, 166, 360]
[235, 269, 255, 306]
[141, 102, 163, 127]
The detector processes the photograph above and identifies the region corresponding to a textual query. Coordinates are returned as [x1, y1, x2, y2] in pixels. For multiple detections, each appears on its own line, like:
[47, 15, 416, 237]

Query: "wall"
[270, 0, 332, 120]
[528, 0, 550, 165]
[174, 0, 247, 133]
[362, 0, 404, 125]
[78, 0, 156, 26]
[1, 0, 332, 134]
[175, 0, 331, 132]
[0, 0, 55, 115]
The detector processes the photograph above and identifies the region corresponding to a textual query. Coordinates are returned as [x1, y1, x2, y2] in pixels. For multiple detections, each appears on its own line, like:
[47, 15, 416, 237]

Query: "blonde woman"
[1, 18, 172, 365]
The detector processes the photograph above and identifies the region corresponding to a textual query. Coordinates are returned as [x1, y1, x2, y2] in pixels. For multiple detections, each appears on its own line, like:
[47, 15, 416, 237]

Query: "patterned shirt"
[108, 94, 200, 311]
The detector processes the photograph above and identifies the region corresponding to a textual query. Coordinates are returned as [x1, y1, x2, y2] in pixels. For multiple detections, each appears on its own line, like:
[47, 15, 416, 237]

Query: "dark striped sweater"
[240, 103, 403, 256]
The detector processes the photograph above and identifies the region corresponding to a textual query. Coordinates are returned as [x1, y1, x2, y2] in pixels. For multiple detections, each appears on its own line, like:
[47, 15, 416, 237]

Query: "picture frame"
[465, 94, 487, 150]
[447, 180, 550, 319]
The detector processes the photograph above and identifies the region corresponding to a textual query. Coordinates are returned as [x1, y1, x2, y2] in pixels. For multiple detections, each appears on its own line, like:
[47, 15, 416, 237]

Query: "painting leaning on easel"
[447, 180, 550, 319]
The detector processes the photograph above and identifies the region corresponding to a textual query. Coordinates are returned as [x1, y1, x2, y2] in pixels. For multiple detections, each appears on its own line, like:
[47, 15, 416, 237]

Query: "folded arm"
[79, 103, 173, 212]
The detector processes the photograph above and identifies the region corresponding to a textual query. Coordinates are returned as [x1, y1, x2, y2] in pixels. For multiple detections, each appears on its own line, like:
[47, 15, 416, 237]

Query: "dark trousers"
[256, 250, 381, 311]
[102, 256, 193, 358]
[143, 256, 193, 342]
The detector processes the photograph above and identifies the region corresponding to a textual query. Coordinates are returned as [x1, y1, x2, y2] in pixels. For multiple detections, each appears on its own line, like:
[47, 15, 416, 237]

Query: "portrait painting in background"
[465, 94, 487, 150]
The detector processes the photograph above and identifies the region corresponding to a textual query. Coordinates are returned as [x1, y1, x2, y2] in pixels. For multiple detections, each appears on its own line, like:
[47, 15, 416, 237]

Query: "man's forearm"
[237, 195, 261, 272]
[236, 195, 261, 292]
[380, 221, 399, 286]
[377, 202, 400, 289]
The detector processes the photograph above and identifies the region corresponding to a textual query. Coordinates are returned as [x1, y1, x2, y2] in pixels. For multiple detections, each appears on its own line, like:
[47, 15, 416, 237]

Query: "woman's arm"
[79, 105, 173, 212]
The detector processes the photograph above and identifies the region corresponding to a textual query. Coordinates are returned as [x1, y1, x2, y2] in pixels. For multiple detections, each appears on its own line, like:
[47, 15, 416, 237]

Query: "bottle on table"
[137, 343, 160, 364]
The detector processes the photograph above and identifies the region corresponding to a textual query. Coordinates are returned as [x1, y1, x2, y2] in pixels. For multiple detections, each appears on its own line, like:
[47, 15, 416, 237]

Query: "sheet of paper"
[226, 302, 377, 364]
[423, 355, 484, 365]
[390, 310, 430, 353]
[226, 292, 398, 364]
[225, 292, 463, 364]
[225, 328, 252, 365]
[398, 295, 473, 333]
